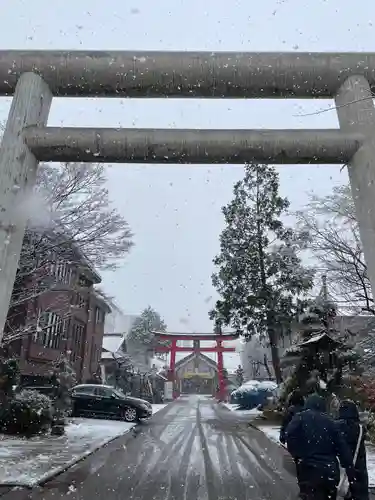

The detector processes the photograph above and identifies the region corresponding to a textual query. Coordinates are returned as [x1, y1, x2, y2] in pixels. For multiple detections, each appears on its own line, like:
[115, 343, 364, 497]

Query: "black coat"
[336, 401, 369, 500]
[279, 403, 304, 444]
[286, 394, 354, 486]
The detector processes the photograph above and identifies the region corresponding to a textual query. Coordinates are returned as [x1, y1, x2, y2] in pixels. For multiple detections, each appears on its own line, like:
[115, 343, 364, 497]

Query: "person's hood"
[339, 400, 359, 421]
[304, 394, 327, 412]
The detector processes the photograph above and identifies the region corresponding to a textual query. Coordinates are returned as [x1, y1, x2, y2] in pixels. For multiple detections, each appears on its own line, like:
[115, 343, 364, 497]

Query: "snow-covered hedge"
[1, 389, 53, 436]
[234, 380, 278, 394]
[231, 380, 278, 409]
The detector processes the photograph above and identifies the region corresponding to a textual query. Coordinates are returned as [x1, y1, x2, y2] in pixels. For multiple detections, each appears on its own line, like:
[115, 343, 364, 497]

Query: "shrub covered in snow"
[50, 356, 76, 414]
[49, 356, 76, 435]
[1, 389, 53, 436]
[231, 380, 278, 409]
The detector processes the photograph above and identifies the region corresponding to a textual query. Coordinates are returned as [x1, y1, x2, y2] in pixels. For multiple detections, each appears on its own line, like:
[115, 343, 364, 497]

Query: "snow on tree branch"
[127, 307, 169, 369]
[33, 162, 134, 271]
[296, 184, 373, 315]
[3, 162, 133, 345]
[210, 163, 314, 383]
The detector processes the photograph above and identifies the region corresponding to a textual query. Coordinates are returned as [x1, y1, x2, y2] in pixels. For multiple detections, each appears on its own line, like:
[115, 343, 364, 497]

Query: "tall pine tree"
[210, 163, 314, 383]
[127, 307, 169, 369]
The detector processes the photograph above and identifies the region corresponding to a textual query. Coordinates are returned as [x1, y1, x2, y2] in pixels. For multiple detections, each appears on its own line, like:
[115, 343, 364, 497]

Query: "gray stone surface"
[3, 51, 375, 97]
[23, 127, 361, 164]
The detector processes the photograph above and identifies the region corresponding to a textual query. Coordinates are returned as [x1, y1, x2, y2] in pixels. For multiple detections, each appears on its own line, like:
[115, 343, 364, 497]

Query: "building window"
[95, 307, 104, 324]
[74, 292, 86, 309]
[37, 311, 67, 350]
[71, 321, 85, 361]
[49, 258, 72, 284]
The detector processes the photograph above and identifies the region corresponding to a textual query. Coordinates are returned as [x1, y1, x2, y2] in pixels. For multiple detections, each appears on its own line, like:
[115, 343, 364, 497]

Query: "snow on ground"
[0, 403, 169, 487]
[0, 418, 135, 487]
[152, 404, 168, 414]
[258, 425, 282, 445]
[366, 447, 375, 487]
[223, 402, 263, 417]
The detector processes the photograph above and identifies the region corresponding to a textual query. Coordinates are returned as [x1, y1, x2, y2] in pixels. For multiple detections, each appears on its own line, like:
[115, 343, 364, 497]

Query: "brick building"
[4, 239, 111, 385]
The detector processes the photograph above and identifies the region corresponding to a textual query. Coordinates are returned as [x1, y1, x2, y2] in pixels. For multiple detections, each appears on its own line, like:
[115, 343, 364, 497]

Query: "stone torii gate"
[152, 331, 239, 401]
[0, 51, 375, 343]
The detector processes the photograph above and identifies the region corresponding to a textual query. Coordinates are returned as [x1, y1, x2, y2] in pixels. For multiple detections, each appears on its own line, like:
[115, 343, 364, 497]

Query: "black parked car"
[71, 384, 153, 422]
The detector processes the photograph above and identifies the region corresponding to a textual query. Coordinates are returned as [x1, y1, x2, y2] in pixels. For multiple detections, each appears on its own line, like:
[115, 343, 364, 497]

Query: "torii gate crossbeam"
[0, 50, 375, 345]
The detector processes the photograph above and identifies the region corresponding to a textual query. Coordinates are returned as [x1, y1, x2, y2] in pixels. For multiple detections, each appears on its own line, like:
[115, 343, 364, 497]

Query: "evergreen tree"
[210, 163, 314, 383]
[127, 306, 167, 346]
[127, 307, 168, 369]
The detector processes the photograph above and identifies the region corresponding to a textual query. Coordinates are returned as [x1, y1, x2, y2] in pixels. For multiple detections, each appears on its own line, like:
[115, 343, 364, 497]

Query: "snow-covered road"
[16, 395, 298, 500]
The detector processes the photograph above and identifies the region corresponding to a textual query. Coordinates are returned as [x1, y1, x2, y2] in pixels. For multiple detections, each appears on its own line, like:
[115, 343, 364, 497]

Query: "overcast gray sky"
[0, 0, 371, 368]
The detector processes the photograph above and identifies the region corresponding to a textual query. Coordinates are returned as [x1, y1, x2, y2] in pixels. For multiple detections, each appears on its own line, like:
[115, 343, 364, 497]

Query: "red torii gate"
[153, 331, 239, 401]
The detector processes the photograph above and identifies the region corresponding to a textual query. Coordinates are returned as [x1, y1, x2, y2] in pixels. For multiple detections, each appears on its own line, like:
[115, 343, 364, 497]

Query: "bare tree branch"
[3, 162, 133, 346]
[296, 184, 374, 315]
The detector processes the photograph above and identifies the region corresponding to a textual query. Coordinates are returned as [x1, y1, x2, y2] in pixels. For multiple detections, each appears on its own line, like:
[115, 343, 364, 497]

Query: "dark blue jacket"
[279, 403, 304, 444]
[336, 400, 369, 500]
[286, 394, 354, 485]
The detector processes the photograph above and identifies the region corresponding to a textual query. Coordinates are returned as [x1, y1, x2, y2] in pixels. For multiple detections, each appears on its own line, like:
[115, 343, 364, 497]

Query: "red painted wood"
[216, 339, 226, 401]
[169, 339, 177, 372]
[153, 332, 238, 341]
[154, 346, 236, 353]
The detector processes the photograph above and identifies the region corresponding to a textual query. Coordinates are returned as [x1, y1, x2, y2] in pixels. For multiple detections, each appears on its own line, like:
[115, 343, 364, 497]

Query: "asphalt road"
[2, 395, 298, 500]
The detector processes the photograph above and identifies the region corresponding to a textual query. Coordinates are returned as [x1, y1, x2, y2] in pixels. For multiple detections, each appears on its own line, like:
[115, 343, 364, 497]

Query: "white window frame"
[42, 311, 63, 349]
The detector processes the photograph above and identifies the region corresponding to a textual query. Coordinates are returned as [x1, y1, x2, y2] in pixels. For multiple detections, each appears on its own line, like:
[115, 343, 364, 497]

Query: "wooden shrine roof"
[175, 352, 218, 371]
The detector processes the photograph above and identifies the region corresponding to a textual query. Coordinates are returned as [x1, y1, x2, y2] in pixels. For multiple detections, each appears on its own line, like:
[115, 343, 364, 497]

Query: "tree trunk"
[263, 353, 273, 381]
[269, 339, 283, 384]
[255, 170, 282, 385]
[267, 318, 283, 384]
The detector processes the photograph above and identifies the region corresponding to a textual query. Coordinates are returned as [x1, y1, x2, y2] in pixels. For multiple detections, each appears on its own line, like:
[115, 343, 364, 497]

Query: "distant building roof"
[104, 301, 138, 336]
[102, 333, 125, 354]
[175, 352, 218, 371]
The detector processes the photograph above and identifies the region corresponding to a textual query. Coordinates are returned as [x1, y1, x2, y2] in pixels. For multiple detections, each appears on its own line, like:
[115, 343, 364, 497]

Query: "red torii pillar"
[153, 331, 239, 401]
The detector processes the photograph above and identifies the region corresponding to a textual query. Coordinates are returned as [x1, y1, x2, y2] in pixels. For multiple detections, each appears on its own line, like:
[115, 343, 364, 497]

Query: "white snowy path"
[0, 404, 168, 487]
[222, 402, 263, 417]
[152, 404, 168, 414]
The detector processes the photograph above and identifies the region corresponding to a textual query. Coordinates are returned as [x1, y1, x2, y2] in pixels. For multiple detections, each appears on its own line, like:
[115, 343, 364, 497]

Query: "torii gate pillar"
[216, 338, 225, 402]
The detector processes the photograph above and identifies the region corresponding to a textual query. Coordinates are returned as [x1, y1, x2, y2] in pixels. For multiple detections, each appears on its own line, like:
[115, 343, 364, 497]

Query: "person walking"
[336, 400, 369, 500]
[286, 393, 355, 500]
[279, 390, 305, 445]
